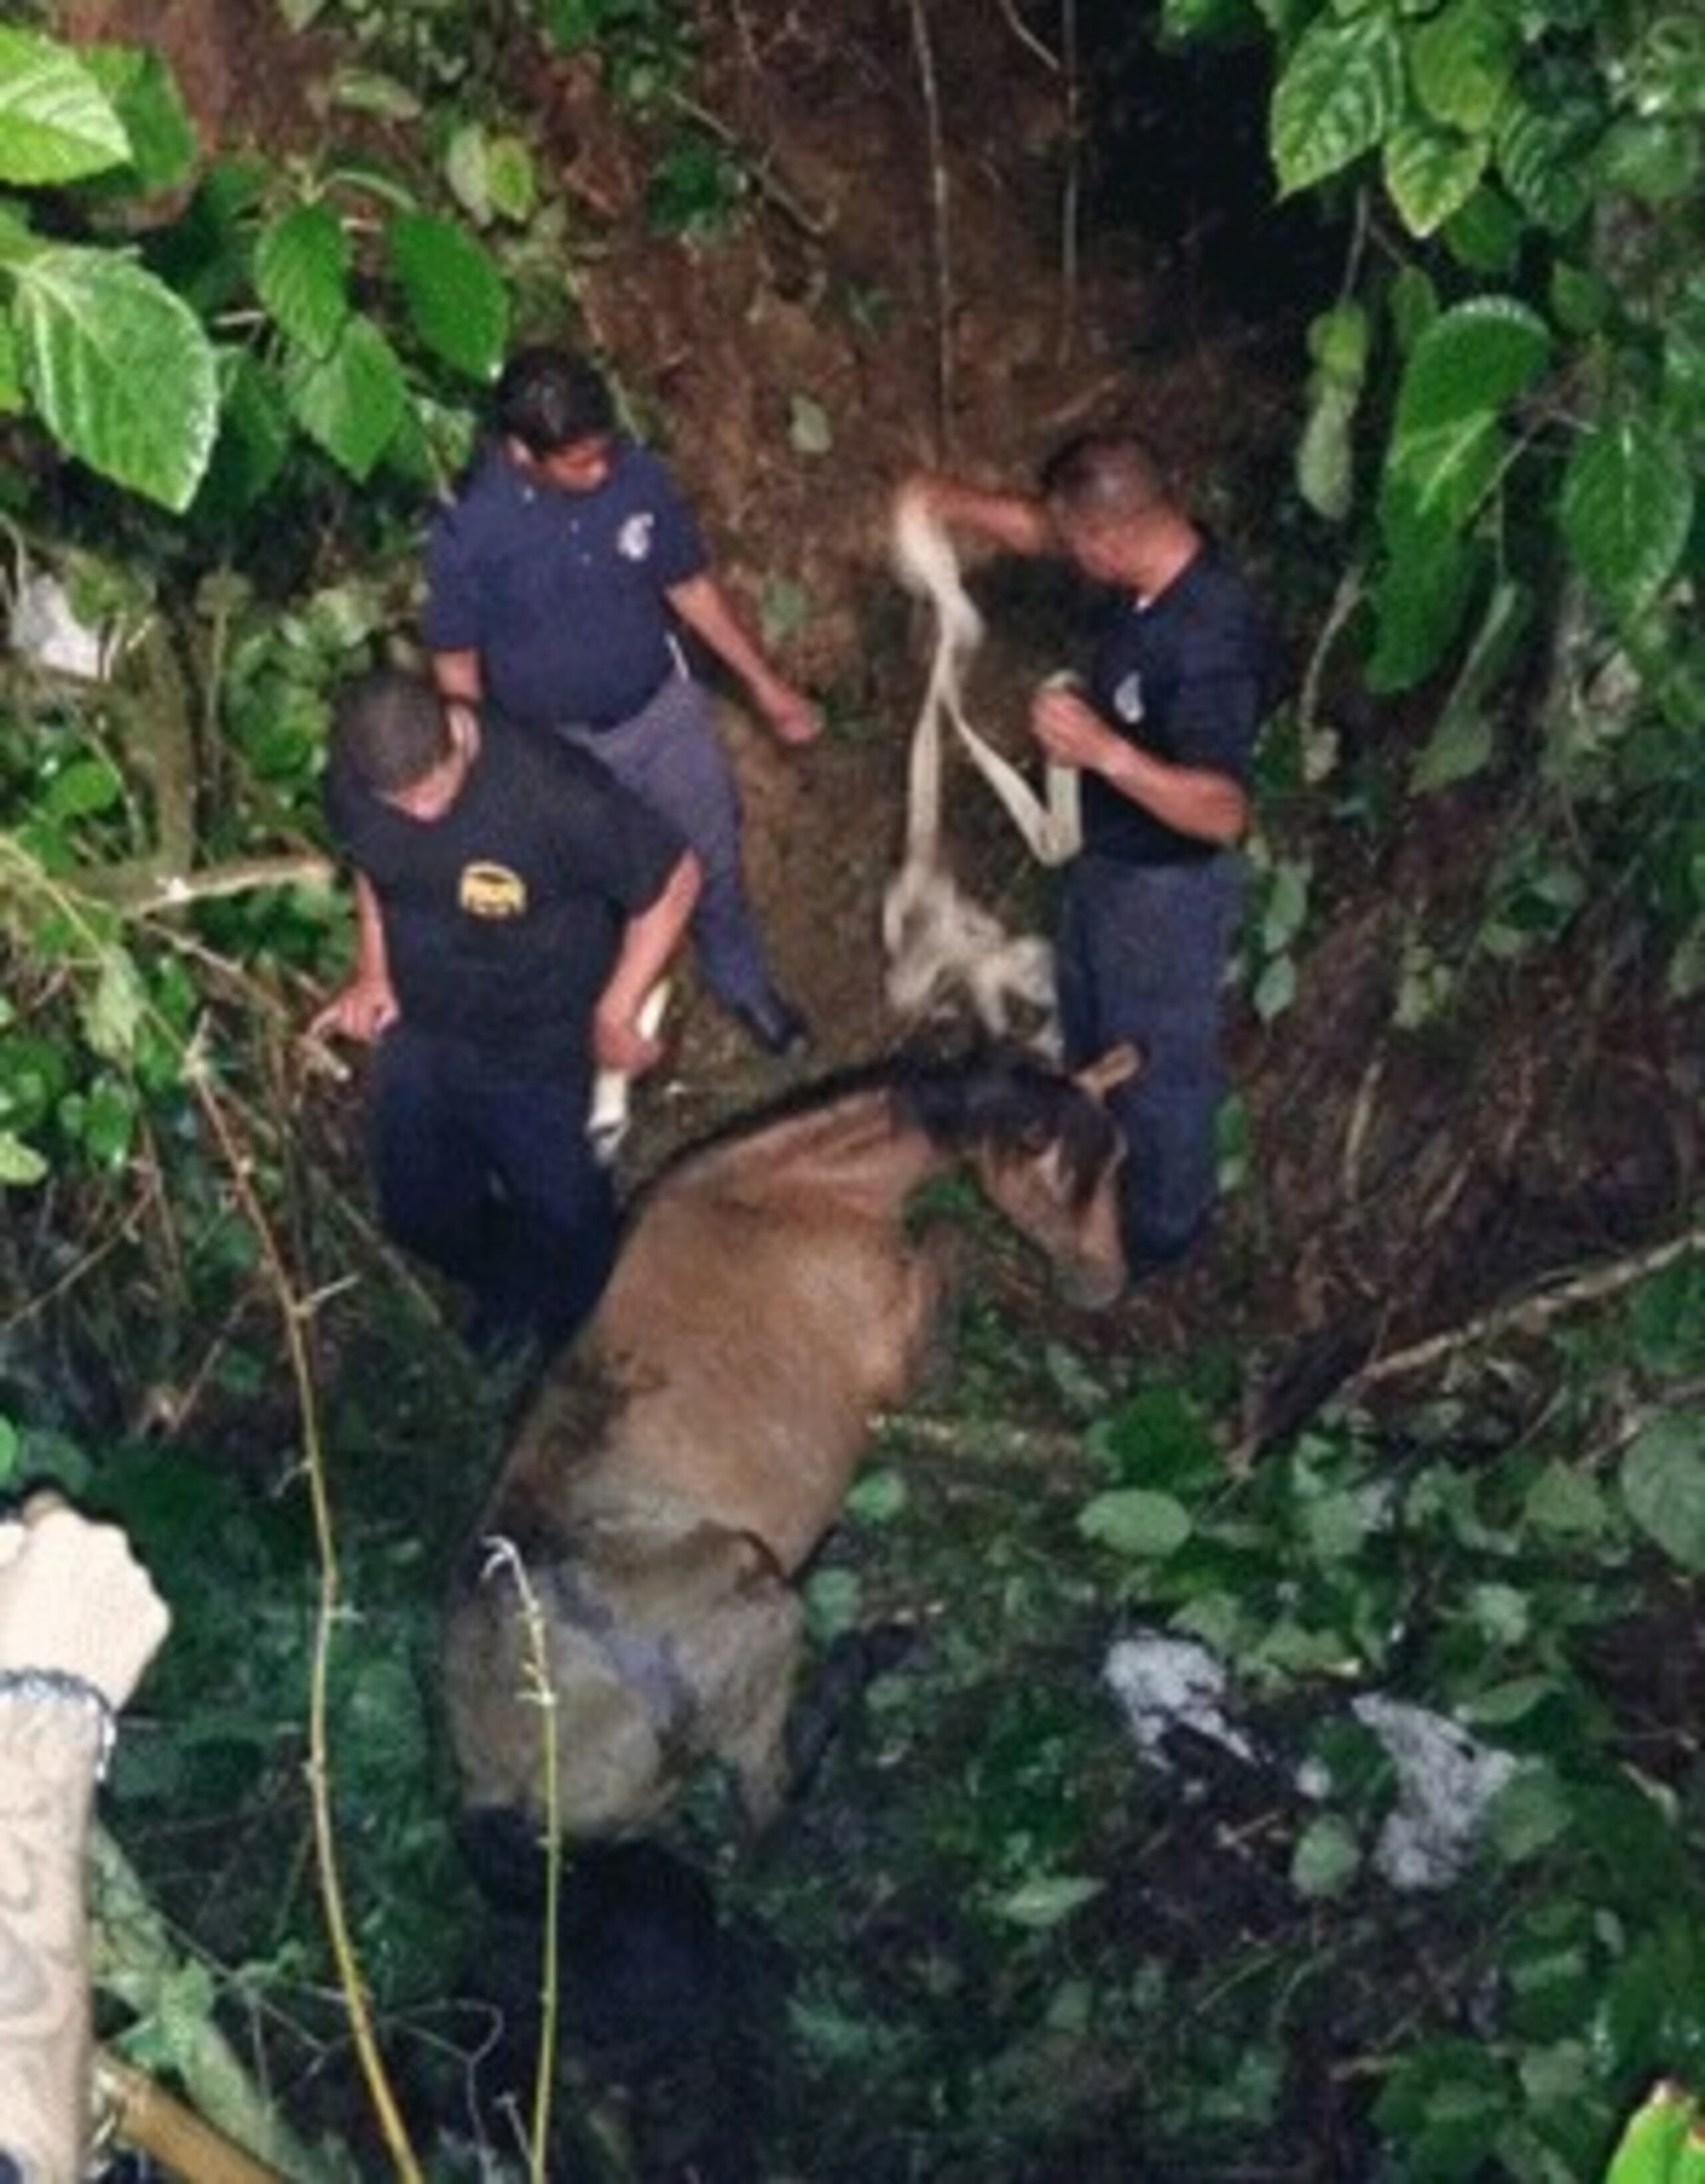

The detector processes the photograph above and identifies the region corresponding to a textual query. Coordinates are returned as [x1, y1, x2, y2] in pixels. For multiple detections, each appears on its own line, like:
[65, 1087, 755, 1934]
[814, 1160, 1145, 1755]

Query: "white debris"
[1351, 1694, 1519, 1892]
[9, 572, 112, 681]
[1104, 1632, 1257, 1769]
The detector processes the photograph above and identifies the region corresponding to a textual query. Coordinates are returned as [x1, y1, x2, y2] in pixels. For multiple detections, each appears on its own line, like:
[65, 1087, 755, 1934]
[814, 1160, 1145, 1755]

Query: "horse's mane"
[625, 1044, 1118, 1215]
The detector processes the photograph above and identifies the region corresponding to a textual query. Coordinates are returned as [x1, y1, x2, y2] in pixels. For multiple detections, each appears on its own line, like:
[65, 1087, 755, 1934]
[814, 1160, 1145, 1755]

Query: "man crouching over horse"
[445, 1037, 1136, 1864]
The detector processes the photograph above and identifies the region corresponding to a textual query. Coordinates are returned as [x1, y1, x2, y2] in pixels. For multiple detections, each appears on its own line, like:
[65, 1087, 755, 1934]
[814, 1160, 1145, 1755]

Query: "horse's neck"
[689, 1088, 944, 1209]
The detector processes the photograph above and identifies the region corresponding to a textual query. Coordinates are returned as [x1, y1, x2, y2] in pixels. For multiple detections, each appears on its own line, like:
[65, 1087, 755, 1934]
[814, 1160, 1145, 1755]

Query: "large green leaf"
[12, 246, 219, 510]
[1409, 0, 1516, 134]
[1271, 10, 1405, 195]
[386, 210, 508, 384]
[193, 348, 292, 522]
[81, 45, 196, 192]
[283, 314, 407, 482]
[1392, 296, 1549, 436]
[1367, 515, 1479, 691]
[1560, 414, 1696, 619]
[0, 26, 130, 185]
[1622, 1412, 1705, 1572]
[1497, 103, 1592, 232]
[1384, 118, 1488, 236]
[1383, 410, 1503, 529]
[254, 202, 350, 361]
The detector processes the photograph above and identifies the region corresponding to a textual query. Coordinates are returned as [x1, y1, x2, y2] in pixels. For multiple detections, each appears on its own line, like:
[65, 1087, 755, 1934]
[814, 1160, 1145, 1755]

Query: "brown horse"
[444, 1042, 1136, 1850]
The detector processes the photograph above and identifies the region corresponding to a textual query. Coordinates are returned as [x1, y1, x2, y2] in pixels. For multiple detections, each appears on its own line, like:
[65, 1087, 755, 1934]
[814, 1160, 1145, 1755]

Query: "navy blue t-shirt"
[1083, 543, 1269, 866]
[325, 717, 685, 1079]
[423, 440, 708, 732]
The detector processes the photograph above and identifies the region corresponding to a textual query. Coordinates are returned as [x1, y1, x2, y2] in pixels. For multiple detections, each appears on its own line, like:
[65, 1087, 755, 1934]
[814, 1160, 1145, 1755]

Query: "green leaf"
[194, 348, 292, 522]
[44, 754, 123, 820]
[0, 1130, 47, 1185]
[1622, 1412, 1705, 1572]
[484, 135, 537, 224]
[788, 393, 833, 457]
[0, 26, 131, 185]
[1409, 0, 1516, 135]
[13, 246, 219, 511]
[1368, 516, 1478, 692]
[1291, 1813, 1361, 1899]
[254, 203, 350, 361]
[990, 1873, 1104, 1930]
[1076, 1487, 1193, 1558]
[283, 315, 407, 483]
[326, 67, 422, 121]
[0, 314, 22, 414]
[386, 210, 509, 384]
[1441, 182, 1523, 275]
[1307, 302, 1369, 386]
[444, 125, 494, 226]
[1560, 414, 1695, 621]
[1497, 103, 1593, 232]
[1384, 119, 1487, 237]
[1253, 952, 1297, 1023]
[80, 954, 146, 1063]
[1410, 704, 1491, 792]
[1392, 296, 1550, 437]
[1271, 11, 1405, 196]
[1598, 115, 1700, 205]
[845, 1468, 908, 1523]
[81, 45, 196, 192]
[1296, 378, 1358, 520]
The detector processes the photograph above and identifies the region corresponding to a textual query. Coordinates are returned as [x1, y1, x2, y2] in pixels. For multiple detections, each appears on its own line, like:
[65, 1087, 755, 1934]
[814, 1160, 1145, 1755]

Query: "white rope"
[882, 491, 1078, 1046]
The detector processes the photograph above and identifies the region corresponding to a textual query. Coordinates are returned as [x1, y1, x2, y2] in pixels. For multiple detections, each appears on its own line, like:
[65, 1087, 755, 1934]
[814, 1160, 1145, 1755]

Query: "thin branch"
[184, 1039, 424, 2183]
[994, 0, 1060, 71]
[1345, 1226, 1705, 1397]
[905, 0, 954, 458]
[82, 854, 334, 918]
[662, 88, 833, 238]
[1056, 0, 1081, 365]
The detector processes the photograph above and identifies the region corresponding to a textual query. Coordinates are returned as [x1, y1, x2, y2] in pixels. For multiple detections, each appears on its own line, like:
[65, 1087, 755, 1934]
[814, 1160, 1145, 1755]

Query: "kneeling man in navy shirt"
[311, 672, 700, 1355]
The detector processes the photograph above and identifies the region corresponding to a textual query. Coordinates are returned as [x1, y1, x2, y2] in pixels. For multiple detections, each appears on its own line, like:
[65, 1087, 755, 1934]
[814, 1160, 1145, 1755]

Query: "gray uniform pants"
[561, 671, 779, 1018]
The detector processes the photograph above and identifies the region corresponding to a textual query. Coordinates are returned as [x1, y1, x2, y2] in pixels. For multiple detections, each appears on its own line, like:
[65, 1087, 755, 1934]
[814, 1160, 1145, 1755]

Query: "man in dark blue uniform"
[426, 348, 817, 1057]
[905, 433, 1269, 1275]
[310, 672, 701, 1352]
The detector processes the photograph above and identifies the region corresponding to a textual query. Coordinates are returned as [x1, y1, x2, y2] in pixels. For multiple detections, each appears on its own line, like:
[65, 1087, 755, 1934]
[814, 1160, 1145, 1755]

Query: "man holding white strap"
[904, 433, 1270, 1276]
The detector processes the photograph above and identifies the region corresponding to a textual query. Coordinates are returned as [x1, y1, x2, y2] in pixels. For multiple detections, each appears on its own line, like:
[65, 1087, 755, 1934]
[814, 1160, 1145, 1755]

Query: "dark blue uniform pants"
[369, 1025, 617, 1350]
[1055, 852, 1242, 1272]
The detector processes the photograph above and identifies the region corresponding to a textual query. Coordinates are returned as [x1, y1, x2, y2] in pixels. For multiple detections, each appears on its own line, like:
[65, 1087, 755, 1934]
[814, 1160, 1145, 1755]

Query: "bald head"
[1039, 432, 1195, 593]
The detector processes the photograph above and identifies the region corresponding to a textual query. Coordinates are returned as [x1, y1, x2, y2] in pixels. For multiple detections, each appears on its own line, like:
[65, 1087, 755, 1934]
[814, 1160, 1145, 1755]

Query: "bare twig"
[904, 0, 954, 457]
[994, 0, 1060, 71]
[1056, 0, 1081, 364]
[185, 1041, 424, 2183]
[1346, 1226, 1705, 1397]
[479, 1539, 563, 2183]
[663, 88, 834, 238]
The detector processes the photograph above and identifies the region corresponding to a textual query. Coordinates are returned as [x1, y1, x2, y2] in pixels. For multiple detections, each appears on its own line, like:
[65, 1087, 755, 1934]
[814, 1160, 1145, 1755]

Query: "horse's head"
[911, 1043, 1138, 1309]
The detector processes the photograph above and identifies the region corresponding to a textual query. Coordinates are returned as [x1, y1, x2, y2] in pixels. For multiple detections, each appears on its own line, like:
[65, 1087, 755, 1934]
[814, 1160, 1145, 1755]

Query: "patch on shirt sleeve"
[460, 862, 527, 918]
[617, 511, 656, 563]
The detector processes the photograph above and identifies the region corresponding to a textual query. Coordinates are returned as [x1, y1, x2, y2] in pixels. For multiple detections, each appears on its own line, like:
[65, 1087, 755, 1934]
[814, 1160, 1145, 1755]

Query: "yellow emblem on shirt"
[459, 862, 527, 918]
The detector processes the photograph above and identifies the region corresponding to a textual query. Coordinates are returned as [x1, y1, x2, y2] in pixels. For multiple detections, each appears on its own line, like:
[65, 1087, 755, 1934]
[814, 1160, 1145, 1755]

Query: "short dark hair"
[492, 346, 617, 455]
[1040, 432, 1170, 527]
[331, 673, 452, 794]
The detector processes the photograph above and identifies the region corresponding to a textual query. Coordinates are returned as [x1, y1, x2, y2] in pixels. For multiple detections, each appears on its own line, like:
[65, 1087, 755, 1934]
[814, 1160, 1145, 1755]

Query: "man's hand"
[592, 999, 666, 1077]
[309, 975, 399, 1044]
[757, 677, 823, 747]
[1030, 684, 1120, 774]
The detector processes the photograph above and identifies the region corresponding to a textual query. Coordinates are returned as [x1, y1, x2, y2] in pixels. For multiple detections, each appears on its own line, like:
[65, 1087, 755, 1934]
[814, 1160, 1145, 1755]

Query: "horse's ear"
[1074, 1043, 1142, 1101]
